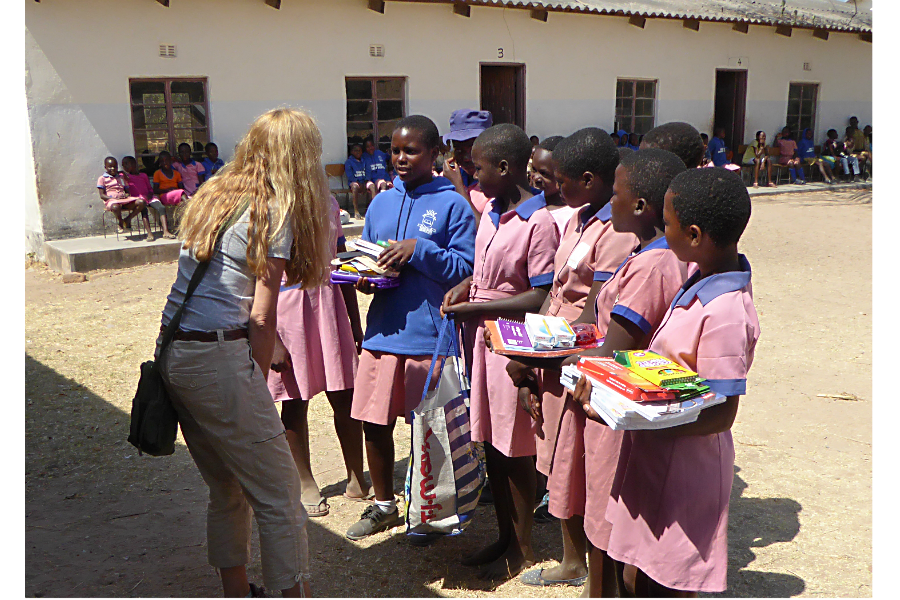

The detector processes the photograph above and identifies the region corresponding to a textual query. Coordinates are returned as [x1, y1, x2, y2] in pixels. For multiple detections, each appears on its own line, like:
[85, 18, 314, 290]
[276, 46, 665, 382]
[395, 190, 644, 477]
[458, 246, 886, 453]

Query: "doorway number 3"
[498, 48, 504, 58]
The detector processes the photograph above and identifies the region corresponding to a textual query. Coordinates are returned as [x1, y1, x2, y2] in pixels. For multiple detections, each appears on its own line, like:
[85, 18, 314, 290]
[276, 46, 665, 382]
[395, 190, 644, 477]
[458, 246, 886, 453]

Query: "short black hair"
[640, 122, 705, 169]
[700, 133, 709, 142]
[159, 150, 171, 158]
[668, 167, 751, 247]
[530, 135, 540, 142]
[122, 155, 136, 164]
[205, 142, 218, 151]
[177, 142, 192, 151]
[755, 131, 764, 140]
[618, 147, 635, 160]
[827, 128, 838, 139]
[104, 156, 116, 164]
[473, 123, 533, 170]
[619, 148, 687, 217]
[394, 115, 441, 149]
[537, 135, 564, 152]
[554, 127, 619, 184]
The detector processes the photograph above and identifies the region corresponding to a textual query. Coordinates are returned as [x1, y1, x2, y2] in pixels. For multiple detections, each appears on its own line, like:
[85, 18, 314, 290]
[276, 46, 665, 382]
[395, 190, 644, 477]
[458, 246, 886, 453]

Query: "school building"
[24, 0, 872, 256]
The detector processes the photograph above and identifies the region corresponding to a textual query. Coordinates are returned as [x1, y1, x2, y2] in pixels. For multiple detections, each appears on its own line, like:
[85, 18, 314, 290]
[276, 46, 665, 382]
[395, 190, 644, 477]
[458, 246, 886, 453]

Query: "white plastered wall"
[25, 0, 871, 244]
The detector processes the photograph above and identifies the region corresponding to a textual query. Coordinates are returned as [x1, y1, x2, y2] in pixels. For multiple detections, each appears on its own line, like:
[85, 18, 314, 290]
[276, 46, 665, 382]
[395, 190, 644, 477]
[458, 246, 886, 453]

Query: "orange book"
[577, 357, 676, 402]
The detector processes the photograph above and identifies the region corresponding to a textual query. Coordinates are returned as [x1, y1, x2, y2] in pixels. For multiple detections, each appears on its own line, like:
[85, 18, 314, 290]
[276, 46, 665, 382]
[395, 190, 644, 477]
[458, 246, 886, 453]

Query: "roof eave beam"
[683, 19, 700, 31]
[368, 0, 385, 13]
[628, 15, 646, 29]
[776, 24, 792, 37]
[265, 0, 281, 8]
[859, 32, 872, 43]
[531, 8, 548, 22]
[732, 22, 749, 33]
[453, 1, 470, 17]
[156, 0, 169, 6]
[813, 28, 829, 40]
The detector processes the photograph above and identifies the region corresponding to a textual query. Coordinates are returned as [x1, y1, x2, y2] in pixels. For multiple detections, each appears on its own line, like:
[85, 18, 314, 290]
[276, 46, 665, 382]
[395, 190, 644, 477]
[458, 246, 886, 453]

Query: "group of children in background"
[96, 142, 224, 241]
[701, 117, 872, 187]
[344, 138, 393, 219]
[266, 106, 759, 597]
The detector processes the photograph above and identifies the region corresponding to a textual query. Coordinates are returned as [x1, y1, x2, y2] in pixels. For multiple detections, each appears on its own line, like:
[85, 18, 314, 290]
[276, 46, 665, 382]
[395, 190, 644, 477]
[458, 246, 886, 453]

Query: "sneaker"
[346, 504, 404, 540]
[533, 492, 557, 523]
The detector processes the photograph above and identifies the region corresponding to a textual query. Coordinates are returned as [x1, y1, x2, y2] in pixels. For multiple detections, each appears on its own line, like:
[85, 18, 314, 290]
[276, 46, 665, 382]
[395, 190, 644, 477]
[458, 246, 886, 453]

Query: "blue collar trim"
[612, 236, 667, 274]
[673, 254, 752, 308]
[488, 193, 547, 228]
[580, 202, 612, 226]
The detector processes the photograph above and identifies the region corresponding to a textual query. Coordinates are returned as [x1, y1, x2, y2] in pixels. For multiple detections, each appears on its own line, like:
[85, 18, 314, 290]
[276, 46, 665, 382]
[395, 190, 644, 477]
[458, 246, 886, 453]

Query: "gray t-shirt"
[160, 209, 293, 331]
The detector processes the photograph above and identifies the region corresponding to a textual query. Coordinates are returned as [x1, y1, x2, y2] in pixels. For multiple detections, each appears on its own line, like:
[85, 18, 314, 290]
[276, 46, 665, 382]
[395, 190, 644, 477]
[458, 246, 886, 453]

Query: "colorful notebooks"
[613, 350, 700, 386]
[576, 357, 676, 402]
[485, 317, 601, 358]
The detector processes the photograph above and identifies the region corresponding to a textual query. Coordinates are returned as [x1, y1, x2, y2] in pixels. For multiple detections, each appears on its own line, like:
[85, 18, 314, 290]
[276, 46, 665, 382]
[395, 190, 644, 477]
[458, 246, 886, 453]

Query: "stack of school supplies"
[330, 240, 400, 289]
[559, 353, 724, 430]
[485, 314, 601, 358]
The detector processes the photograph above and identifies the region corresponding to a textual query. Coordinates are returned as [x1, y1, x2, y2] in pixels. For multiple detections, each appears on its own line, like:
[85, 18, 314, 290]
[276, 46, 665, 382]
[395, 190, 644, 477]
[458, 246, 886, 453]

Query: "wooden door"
[714, 69, 748, 153]
[480, 65, 525, 129]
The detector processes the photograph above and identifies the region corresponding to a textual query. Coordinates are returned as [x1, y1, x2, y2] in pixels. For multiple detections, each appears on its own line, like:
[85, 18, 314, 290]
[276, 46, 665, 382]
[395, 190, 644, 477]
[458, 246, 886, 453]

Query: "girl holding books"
[441, 123, 559, 581]
[573, 167, 759, 596]
[503, 127, 638, 589]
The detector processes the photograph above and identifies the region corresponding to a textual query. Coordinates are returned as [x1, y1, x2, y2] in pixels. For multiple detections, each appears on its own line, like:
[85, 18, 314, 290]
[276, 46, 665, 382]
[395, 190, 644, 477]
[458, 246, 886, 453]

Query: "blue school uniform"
[708, 136, 728, 166]
[361, 176, 476, 356]
[344, 156, 368, 185]
[363, 149, 391, 183]
[797, 128, 817, 159]
[201, 157, 225, 178]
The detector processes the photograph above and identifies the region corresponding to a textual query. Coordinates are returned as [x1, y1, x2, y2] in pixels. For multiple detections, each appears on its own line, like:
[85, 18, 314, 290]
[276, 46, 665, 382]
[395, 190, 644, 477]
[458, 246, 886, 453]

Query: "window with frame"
[786, 83, 818, 137]
[345, 77, 406, 155]
[615, 79, 657, 135]
[129, 78, 210, 171]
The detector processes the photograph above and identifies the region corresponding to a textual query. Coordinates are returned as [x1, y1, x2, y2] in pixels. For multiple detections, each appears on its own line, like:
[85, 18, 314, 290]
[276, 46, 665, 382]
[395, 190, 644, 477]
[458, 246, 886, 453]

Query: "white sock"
[374, 499, 397, 513]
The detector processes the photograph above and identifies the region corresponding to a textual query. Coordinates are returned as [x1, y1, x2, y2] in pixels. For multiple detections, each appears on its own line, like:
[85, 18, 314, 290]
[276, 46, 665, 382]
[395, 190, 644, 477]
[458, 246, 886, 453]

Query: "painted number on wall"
[498, 48, 504, 58]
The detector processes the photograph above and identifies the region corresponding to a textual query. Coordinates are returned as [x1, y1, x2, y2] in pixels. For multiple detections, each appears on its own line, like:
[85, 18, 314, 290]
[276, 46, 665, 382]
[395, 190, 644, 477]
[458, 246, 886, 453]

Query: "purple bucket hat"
[442, 109, 493, 144]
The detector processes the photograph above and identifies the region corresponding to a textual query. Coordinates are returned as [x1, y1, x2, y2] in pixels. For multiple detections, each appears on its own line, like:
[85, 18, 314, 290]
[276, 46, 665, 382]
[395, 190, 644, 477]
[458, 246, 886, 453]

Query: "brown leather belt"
[159, 326, 249, 342]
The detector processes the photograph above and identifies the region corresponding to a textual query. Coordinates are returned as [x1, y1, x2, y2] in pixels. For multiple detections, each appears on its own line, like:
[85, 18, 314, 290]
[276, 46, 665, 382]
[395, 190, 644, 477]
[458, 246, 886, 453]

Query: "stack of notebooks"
[330, 240, 400, 289]
[485, 314, 601, 357]
[559, 350, 725, 430]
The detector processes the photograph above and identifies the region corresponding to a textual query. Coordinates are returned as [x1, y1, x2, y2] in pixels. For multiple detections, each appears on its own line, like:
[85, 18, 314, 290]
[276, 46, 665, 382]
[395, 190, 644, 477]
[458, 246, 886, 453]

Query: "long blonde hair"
[177, 108, 331, 288]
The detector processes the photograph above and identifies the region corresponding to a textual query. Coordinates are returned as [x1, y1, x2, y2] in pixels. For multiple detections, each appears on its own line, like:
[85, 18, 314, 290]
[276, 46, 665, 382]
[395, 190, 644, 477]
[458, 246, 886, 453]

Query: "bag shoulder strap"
[158, 199, 251, 354]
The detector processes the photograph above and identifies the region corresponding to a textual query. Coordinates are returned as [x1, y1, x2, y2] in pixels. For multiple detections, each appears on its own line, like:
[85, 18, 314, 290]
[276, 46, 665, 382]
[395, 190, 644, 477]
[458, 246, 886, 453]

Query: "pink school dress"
[173, 159, 207, 195]
[97, 172, 139, 210]
[266, 198, 357, 401]
[536, 203, 638, 478]
[581, 237, 688, 550]
[604, 256, 760, 593]
[465, 193, 558, 458]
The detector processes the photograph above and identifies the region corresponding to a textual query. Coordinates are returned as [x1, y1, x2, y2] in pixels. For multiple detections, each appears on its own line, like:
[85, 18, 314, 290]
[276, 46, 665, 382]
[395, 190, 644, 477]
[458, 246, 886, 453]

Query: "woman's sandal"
[303, 498, 330, 518]
[162, 232, 177, 239]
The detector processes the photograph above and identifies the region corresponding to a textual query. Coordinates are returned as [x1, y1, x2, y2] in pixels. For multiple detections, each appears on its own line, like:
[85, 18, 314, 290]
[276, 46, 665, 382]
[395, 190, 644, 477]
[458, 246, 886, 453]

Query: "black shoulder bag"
[128, 202, 247, 456]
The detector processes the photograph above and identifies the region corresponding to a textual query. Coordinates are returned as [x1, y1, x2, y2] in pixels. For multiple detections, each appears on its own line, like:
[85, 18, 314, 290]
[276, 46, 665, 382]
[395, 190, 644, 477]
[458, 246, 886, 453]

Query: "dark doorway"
[480, 64, 526, 129]
[714, 69, 748, 155]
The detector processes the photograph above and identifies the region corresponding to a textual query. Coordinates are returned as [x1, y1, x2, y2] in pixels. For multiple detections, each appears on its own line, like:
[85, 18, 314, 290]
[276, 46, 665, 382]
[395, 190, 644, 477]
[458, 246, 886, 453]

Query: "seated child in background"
[97, 156, 153, 240]
[700, 133, 711, 166]
[742, 131, 776, 187]
[344, 144, 368, 219]
[616, 130, 629, 148]
[844, 126, 869, 178]
[822, 128, 860, 182]
[575, 167, 759, 597]
[122, 156, 176, 239]
[201, 142, 225, 182]
[152, 151, 189, 207]
[626, 133, 641, 152]
[798, 128, 835, 184]
[775, 127, 805, 184]
[363, 138, 392, 199]
[707, 128, 730, 167]
[640, 121, 705, 169]
[530, 135, 574, 234]
[172, 142, 207, 195]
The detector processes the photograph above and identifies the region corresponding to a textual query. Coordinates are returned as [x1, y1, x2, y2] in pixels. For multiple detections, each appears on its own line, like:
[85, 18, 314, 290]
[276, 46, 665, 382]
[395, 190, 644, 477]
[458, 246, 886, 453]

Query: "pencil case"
[330, 271, 401, 289]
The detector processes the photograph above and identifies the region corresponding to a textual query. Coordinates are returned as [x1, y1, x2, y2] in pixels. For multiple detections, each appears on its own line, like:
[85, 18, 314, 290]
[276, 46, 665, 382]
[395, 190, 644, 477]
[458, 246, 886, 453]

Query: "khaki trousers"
[159, 335, 310, 590]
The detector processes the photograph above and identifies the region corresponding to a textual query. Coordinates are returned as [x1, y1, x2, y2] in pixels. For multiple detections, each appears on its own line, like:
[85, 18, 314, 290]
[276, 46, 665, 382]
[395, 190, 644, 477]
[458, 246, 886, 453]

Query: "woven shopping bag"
[405, 316, 486, 541]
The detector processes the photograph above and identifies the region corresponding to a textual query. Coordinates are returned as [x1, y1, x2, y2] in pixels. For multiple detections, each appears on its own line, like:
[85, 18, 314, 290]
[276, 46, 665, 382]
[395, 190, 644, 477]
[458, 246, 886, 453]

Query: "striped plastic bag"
[405, 316, 485, 541]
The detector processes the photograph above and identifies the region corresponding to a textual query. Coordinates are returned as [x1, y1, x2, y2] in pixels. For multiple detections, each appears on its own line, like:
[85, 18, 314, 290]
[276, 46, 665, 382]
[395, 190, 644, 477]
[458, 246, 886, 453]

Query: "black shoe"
[533, 492, 558, 523]
[247, 583, 267, 598]
[346, 505, 404, 540]
[478, 479, 494, 505]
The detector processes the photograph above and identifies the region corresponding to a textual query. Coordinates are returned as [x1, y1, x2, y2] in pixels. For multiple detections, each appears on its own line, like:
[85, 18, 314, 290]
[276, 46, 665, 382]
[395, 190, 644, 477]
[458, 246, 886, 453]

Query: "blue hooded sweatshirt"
[361, 175, 476, 356]
[345, 155, 368, 185]
[798, 128, 817, 159]
[363, 148, 391, 182]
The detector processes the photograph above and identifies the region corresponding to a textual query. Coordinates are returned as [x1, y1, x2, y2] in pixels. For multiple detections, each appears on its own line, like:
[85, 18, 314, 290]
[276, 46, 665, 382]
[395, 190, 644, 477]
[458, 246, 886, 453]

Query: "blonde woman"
[157, 108, 331, 597]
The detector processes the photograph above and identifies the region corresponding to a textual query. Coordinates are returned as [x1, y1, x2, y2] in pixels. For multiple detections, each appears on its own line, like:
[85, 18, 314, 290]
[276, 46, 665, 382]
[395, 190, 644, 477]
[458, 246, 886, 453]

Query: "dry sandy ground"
[24, 189, 871, 598]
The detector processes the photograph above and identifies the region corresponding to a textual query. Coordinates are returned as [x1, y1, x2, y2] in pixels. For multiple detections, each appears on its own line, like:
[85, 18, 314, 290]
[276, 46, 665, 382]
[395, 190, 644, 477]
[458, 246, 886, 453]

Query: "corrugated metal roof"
[402, 0, 872, 33]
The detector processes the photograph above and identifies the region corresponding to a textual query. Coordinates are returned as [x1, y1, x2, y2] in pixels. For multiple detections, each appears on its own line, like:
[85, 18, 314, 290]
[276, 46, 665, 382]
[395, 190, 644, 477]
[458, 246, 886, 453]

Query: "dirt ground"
[24, 189, 872, 598]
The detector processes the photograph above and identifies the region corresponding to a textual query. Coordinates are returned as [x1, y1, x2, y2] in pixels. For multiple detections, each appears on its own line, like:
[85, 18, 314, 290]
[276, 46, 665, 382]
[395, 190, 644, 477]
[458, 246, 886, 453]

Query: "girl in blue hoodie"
[345, 115, 477, 541]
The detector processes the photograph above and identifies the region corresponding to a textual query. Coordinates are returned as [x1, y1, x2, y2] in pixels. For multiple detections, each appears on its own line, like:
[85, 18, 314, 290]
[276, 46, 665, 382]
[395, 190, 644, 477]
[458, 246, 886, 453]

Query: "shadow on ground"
[25, 354, 805, 597]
